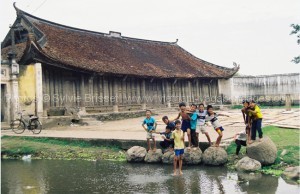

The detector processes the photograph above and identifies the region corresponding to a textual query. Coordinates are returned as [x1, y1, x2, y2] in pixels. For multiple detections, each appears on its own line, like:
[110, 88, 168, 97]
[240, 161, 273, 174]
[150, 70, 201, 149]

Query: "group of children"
[234, 99, 263, 157]
[142, 102, 229, 175]
[142, 100, 264, 175]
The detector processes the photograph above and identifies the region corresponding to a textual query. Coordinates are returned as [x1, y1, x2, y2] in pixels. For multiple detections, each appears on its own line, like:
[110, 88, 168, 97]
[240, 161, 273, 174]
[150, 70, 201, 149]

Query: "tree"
[290, 24, 300, 64]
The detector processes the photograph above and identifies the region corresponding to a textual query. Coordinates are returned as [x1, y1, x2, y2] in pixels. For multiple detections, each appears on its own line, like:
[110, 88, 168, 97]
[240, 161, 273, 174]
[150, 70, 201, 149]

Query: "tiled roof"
[1, 7, 239, 78]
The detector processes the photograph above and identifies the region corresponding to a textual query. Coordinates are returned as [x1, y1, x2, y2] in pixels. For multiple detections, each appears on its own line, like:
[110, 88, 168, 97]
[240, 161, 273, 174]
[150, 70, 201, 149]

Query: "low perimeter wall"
[218, 73, 300, 105]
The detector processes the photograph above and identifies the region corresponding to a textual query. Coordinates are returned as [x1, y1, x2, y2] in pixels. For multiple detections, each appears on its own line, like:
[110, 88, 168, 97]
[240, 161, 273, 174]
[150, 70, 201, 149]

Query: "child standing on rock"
[142, 110, 157, 151]
[205, 105, 229, 147]
[241, 100, 251, 142]
[248, 100, 263, 144]
[172, 102, 192, 149]
[171, 120, 185, 176]
[189, 104, 199, 148]
[196, 103, 212, 145]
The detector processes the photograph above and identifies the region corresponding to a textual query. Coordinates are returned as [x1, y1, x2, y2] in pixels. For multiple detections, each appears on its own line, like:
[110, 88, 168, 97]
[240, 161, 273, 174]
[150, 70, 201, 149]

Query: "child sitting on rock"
[234, 130, 247, 158]
[155, 126, 174, 151]
[205, 105, 229, 147]
[142, 110, 157, 151]
[171, 120, 185, 176]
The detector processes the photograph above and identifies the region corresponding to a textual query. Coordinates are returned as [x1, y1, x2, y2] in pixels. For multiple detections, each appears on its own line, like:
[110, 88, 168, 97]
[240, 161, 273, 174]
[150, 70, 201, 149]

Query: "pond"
[1, 160, 299, 194]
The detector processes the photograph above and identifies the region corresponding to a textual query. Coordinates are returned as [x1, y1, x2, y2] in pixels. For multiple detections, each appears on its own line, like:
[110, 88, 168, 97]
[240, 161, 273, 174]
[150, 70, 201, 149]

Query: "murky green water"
[1, 160, 299, 194]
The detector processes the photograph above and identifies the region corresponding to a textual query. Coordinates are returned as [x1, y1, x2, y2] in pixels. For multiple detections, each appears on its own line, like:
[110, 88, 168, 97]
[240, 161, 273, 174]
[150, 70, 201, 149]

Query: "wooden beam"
[173, 79, 177, 85]
[123, 75, 128, 82]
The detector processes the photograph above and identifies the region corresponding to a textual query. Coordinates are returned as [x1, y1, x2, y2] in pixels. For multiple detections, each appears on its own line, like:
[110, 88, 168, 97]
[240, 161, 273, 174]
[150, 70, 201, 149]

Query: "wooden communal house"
[1, 4, 239, 121]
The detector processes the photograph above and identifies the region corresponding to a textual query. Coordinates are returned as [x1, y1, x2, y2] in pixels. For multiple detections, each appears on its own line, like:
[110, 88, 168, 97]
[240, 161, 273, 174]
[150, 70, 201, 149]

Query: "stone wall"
[219, 73, 300, 105]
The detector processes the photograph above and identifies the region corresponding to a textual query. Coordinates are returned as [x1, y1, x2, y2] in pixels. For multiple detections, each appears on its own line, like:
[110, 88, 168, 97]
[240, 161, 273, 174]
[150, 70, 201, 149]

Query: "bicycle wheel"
[30, 120, 42, 134]
[11, 119, 26, 134]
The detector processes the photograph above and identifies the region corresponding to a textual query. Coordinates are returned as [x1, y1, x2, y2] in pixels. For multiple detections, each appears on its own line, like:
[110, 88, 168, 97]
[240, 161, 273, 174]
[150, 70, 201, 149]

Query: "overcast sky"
[1, 0, 299, 75]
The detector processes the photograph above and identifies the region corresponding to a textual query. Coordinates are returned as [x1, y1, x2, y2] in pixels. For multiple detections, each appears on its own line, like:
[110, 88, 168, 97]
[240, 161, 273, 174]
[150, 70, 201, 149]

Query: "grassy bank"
[1, 136, 126, 161]
[231, 105, 300, 109]
[226, 126, 300, 176]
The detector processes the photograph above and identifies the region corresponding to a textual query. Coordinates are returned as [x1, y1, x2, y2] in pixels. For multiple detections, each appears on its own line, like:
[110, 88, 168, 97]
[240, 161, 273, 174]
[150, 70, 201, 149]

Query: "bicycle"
[10, 110, 43, 134]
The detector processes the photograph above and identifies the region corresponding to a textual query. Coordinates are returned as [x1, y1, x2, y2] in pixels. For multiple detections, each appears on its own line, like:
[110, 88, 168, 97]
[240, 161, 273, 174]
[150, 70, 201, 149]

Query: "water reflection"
[1, 160, 299, 194]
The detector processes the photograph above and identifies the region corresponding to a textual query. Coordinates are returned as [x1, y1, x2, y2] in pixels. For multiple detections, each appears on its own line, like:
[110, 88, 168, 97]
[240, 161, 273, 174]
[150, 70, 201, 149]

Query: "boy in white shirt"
[205, 105, 229, 147]
[196, 103, 212, 145]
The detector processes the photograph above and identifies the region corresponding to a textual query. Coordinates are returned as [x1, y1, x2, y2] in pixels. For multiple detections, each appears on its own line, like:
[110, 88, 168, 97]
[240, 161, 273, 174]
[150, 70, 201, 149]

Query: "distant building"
[1, 4, 239, 122]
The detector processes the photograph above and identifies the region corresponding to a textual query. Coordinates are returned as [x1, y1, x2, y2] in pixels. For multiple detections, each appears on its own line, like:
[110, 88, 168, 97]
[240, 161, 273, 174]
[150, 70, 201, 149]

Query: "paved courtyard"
[1, 108, 299, 143]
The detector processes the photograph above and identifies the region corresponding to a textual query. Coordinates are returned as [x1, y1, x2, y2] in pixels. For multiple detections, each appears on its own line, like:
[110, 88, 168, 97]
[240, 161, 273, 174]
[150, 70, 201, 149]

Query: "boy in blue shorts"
[205, 105, 229, 147]
[171, 120, 185, 176]
[172, 102, 191, 148]
[142, 110, 157, 151]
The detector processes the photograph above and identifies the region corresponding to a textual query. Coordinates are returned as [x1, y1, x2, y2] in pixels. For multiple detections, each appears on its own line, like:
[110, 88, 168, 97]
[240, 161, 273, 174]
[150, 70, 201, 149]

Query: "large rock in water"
[202, 147, 228, 165]
[246, 136, 277, 165]
[282, 166, 300, 180]
[144, 149, 163, 163]
[235, 156, 261, 172]
[183, 147, 202, 165]
[162, 150, 174, 164]
[126, 146, 147, 162]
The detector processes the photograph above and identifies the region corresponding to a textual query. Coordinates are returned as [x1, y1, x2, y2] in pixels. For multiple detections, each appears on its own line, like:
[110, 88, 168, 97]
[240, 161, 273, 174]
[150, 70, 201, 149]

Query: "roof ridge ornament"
[105, 31, 122, 38]
[13, 2, 23, 16]
[233, 62, 240, 70]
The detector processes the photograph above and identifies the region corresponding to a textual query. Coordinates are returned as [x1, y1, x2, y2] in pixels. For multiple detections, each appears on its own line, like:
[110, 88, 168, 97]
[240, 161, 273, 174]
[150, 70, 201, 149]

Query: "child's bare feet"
[173, 171, 177, 176]
[248, 140, 253, 144]
[153, 148, 157, 152]
[179, 171, 183, 175]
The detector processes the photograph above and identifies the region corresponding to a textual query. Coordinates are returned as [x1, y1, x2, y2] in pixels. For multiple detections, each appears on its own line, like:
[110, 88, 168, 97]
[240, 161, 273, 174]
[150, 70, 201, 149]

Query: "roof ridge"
[14, 3, 177, 45]
[175, 44, 237, 72]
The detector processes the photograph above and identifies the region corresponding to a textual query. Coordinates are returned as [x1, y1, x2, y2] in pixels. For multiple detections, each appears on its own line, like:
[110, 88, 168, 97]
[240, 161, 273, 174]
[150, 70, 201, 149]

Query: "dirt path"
[1, 108, 299, 143]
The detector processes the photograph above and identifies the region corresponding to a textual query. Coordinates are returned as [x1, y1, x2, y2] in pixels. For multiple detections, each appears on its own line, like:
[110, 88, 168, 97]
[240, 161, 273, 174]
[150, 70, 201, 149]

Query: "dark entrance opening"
[1, 84, 7, 122]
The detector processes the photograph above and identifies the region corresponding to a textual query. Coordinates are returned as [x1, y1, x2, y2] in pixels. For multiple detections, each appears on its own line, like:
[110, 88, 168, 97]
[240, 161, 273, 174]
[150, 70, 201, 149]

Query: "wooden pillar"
[88, 75, 94, 107]
[165, 80, 171, 108]
[185, 81, 191, 106]
[43, 69, 50, 115]
[141, 79, 146, 110]
[10, 74, 19, 121]
[162, 80, 166, 105]
[196, 79, 200, 103]
[103, 77, 109, 106]
[35, 63, 43, 117]
[112, 78, 119, 112]
[188, 80, 192, 104]
[80, 75, 86, 112]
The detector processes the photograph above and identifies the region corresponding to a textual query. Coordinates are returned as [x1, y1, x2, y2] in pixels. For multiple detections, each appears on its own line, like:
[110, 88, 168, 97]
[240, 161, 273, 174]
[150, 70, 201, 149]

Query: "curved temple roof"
[1, 4, 239, 79]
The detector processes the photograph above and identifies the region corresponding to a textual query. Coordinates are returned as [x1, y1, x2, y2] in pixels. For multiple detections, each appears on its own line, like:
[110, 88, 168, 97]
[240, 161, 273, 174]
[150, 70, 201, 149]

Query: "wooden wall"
[42, 65, 219, 112]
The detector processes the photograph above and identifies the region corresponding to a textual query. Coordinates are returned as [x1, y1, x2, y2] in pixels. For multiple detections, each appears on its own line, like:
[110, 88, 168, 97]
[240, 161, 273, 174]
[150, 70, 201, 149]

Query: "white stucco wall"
[218, 73, 300, 104]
